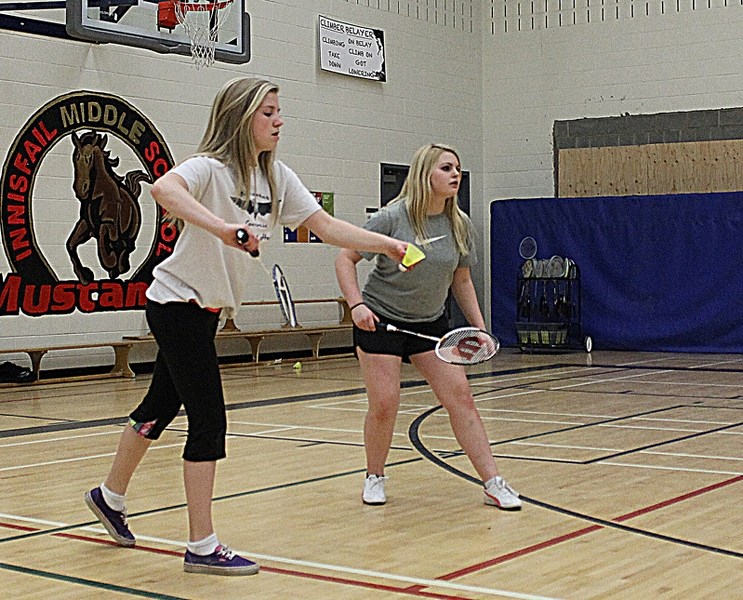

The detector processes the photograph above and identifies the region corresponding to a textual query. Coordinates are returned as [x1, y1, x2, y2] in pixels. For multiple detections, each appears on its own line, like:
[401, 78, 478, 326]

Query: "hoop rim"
[172, 0, 233, 12]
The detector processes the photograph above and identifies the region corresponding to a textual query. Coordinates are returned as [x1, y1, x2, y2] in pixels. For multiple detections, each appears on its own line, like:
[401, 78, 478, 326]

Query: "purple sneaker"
[84, 487, 135, 547]
[184, 545, 259, 576]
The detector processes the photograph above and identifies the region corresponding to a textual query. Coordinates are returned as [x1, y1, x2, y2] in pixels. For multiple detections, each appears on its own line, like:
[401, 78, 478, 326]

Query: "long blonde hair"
[198, 77, 280, 222]
[391, 143, 471, 255]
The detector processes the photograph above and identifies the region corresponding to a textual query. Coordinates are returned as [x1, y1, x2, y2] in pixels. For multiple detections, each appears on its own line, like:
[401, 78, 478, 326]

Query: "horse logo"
[69, 130, 152, 284]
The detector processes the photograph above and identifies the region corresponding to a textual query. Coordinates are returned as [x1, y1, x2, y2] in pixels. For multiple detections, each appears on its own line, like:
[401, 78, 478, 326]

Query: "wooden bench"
[0, 341, 138, 386]
[125, 297, 354, 364]
[220, 297, 353, 362]
[221, 323, 352, 362]
[0, 298, 353, 385]
[222, 297, 352, 331]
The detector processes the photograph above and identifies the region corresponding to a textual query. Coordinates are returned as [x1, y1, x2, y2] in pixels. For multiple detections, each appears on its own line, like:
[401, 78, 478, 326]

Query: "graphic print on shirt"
[231, 190, 274, 242]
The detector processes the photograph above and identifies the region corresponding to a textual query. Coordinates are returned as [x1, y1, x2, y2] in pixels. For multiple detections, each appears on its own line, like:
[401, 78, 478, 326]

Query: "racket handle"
[375, 322, 392, 332]
[236, 228, 260, 257]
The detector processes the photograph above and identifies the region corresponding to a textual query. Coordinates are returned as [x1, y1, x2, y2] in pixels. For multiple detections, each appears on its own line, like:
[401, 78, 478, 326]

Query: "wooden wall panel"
[558, 140, 743, 196]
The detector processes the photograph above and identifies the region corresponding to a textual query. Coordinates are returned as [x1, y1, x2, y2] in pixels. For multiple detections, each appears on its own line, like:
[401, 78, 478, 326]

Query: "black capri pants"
[353, 313, 448, 363]
[129, 300, 226, 462]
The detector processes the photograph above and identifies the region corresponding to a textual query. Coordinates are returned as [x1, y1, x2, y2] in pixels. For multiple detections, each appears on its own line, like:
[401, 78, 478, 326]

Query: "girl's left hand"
[351, 304, 378, 332]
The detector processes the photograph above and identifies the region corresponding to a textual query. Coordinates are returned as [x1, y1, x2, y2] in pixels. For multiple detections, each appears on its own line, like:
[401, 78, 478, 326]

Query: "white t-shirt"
[146, 156, 321, 319]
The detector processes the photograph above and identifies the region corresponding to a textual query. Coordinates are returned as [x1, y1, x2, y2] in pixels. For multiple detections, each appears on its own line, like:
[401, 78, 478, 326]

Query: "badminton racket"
[376, 322, 499, 365]
[237, 228, 298, 327]
[272, 264, 298, 328]
[518, 236, 537, 260]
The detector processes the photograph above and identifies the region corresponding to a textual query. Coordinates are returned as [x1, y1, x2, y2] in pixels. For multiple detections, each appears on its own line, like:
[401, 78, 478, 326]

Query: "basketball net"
[173, 0, 233, 69]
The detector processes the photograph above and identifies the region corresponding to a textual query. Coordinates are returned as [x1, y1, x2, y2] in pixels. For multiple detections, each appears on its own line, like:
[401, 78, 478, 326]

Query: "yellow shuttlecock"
[398, 244, 425, 272]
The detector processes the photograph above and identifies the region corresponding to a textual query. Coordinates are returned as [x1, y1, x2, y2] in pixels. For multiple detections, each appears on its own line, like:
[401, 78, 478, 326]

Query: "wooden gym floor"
[1, 349, 741, 599]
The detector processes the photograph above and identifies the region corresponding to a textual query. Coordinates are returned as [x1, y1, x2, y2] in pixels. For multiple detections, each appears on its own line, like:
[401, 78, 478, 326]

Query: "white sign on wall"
[318, 16, 386, 82]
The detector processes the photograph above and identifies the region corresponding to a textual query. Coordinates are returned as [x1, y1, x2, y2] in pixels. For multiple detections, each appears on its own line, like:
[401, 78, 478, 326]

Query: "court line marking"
[410, 405, 743, 561]
[478, 416, 585, 425]
[230, 420, 365, 435]
[624, 381, 743, 389]
[640, 450, 743, 461]
[0, 430, 121, 448]
[441, 453, 743, 475]
[0, 559, 188, 600]
[598, 462, 742, 476]
[597, 424, 701, 432]
[478, 407, 614, 417]
[478, 408, 740, 425]
[0, 442, 183, 473]
[631, 416, 740, 424]
[2, 409, 737, 474]
[547, 369, 676, 389]
[509, 441, 742, 462]
[472, 364, 743, 391]
[0, 361, 695, 443]
[685, 358, 743, 368]
[509, 441, 621, 451]
[0, 514, 562, 600]
[3, 362, 739, 476]
[2, 358, 740, 596]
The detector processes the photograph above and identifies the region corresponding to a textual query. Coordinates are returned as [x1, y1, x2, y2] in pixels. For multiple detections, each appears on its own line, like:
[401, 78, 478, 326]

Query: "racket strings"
[436, 329, 498, 365]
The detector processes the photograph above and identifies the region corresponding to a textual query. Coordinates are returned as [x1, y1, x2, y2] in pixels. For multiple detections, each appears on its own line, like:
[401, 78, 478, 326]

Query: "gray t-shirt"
[360, 200, 476, 322]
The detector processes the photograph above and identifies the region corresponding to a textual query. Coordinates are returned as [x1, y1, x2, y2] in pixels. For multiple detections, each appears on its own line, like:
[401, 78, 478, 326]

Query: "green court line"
[0, 561, 188, 599]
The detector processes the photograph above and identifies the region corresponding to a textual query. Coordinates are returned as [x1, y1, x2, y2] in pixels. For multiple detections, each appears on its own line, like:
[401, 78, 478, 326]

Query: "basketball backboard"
[0, 0, 68, 37]
[66, 0, 249, 64]
[0, 0, 249, 64]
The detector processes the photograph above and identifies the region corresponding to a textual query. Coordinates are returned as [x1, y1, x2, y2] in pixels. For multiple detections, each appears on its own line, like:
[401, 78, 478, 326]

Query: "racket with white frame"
[272, 264, 298, 328]
[375, 322, 499, 365]
[237, 228, 298, 327]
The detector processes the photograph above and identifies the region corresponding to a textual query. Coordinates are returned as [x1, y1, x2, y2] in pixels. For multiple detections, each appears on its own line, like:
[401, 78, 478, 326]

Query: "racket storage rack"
[515, 264, 592, 352]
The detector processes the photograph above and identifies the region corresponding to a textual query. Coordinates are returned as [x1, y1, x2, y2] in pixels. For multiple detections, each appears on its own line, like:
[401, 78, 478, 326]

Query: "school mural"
[0, 91, 178, 316]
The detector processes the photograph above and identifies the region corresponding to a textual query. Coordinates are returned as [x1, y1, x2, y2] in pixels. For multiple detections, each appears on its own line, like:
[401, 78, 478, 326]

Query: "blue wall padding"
[489, 192, 743, 352]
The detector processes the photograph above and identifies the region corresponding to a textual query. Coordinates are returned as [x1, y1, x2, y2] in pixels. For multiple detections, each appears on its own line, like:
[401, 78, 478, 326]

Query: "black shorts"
[353, 313, 449, 363]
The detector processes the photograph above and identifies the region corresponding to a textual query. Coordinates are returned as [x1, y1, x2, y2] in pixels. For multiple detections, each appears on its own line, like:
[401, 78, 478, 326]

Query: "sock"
[187, 533, 219, 556]
[100, 483, 125, 512]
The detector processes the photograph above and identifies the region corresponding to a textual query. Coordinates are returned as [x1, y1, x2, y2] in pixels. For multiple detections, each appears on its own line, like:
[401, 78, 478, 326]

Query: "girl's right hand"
[384, 240, 409, 264]
[228, 224, 260, 255]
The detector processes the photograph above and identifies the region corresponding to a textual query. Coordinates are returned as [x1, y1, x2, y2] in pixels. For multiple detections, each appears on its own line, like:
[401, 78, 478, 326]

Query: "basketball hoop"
[158, 0, 234, 69]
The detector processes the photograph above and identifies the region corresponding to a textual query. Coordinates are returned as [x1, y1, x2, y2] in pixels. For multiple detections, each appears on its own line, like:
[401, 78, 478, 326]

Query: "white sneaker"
[362, 474, 388, 505]
[484, 476, 522, 510]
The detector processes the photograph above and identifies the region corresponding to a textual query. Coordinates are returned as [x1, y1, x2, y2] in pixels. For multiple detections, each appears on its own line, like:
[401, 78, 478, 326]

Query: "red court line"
[0, 524, 467, 600]
[614, 474, 743, 522]
[424, 525, 603, 583]
[1, 523, 37, 533]
[406, 474, 742, 590]
[3, 476, 740, 598]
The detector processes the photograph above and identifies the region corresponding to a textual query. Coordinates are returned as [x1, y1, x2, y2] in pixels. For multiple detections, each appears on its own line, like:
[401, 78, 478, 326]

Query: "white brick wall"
[0, 0, 482, 368]
[2, 0, 742, 368]
[483, 3, 743, 201]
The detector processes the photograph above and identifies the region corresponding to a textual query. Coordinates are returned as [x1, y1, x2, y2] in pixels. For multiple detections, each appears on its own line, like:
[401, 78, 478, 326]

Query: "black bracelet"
[349, 302, 366, 311]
